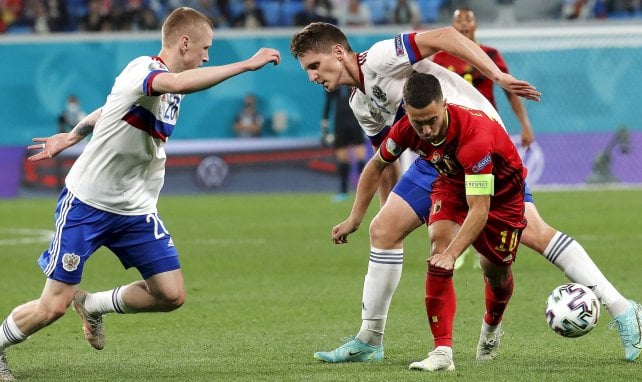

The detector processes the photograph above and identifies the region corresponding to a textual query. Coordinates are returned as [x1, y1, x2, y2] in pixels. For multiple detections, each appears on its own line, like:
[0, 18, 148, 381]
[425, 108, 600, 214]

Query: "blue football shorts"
[392, 158, 535, 223]
[38, 187, 180, 285]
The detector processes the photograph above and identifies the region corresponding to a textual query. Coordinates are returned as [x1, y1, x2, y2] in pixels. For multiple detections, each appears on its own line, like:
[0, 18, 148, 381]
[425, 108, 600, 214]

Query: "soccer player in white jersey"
[0, 7, 280, 380]
[290, 22, 642, 367]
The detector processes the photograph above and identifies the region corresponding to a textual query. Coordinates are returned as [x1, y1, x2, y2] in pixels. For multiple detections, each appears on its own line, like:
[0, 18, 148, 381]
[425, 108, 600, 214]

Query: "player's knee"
[156, 290, 185, 312]
[369, 217, 403, 245]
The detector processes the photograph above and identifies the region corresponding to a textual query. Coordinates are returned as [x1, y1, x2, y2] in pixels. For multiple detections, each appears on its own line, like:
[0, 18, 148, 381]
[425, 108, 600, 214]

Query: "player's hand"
[331, 218, 360, 244]
[27, 133, 70, 162]
[428, 252, 456, 271]
[246, 48, 281, 70]
[497, 73, 541, 102]
[521, 124, 535, 149]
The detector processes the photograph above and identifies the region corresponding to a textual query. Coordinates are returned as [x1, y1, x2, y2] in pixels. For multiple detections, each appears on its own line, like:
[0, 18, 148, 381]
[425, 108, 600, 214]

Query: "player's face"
[452, 10, 476, 41]
[298, 47, 346, 92]
[405, 100, 448, 145]
[183, 28, 213, 70]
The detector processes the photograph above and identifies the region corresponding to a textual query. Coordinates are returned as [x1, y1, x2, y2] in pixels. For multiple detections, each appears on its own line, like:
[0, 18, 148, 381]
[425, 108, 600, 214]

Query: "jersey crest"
[371, 85, 387, 102]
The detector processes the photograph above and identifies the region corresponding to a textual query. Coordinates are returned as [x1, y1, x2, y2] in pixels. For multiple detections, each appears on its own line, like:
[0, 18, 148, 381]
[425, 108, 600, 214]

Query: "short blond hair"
[161, 7, 213, 47]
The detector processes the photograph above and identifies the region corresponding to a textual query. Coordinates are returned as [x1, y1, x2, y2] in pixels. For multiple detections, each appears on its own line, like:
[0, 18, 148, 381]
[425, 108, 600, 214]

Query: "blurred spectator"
[0, 0, 24, 33]
[188, 0, 231, 28]
[130, 5, 160, 30]
[610, 0, 642, 14]
[561, 0, 596, 19]
[294, 0, 337, 25]
[316, 0, 336, 21]
[388, 0, 421, 27]
[233, 0, 266, 28]
[336, 0, 372, 26]
[58, 94, 86, 132]
[233, 94, 264, 138]
[20, 0, 68, 33]
[79, 0, 112, 31]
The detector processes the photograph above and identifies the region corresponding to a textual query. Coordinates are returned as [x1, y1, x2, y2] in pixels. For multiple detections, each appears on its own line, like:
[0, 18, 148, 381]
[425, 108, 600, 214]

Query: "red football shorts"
[429, 187, 526, 266]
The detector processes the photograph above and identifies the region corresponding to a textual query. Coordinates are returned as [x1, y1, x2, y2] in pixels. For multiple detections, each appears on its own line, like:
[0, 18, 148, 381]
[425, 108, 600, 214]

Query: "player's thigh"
[107, 212, 181, 279]
[521, 202, 556, 253]
[474, 215, 525, 266]
[370, 192, 423, 245]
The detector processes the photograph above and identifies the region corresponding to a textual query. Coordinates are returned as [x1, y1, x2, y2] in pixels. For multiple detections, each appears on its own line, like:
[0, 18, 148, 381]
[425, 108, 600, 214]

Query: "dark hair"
[403, 72, 443, 109]
[290, 22, 352, 59]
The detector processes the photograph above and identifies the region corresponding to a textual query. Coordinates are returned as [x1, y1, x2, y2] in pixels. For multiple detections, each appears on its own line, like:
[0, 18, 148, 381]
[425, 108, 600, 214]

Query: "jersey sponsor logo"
[472, 154, 492, 173]
[62, 253, 81, 272]
[385, 138, 402, 156]
[371, 85, 387, 102]
[394, 34, 405, 56]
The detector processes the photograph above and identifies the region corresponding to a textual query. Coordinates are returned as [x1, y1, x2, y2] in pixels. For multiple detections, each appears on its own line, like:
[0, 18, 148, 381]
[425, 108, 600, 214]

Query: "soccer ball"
[545, 283, 600, 338]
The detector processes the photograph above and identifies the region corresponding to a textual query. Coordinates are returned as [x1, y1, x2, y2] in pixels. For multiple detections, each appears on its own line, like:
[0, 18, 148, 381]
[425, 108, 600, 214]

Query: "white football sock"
[356, 247, 403, 346]
[0, 313, 27, 352]
[84, 286, 129, 315]
[544, 231, 630, 318]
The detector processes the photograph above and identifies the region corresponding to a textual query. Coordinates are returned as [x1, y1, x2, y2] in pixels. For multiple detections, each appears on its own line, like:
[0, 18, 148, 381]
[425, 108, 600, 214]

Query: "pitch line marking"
[0, 228, 54, 246]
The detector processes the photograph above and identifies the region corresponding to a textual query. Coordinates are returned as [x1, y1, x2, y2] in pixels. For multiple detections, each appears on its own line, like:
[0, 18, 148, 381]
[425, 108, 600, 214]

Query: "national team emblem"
[385, 138, 402, 156]
[472, 154, 492, 173]
[62, 253, 81, 272]
[371, 85, 387, 102]
[149, 60, 163, 71]
[431, 151, 441, 163]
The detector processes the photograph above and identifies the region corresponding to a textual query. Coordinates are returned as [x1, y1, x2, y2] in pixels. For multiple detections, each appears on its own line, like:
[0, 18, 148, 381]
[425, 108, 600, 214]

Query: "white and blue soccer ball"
[545, 283, 600, 338]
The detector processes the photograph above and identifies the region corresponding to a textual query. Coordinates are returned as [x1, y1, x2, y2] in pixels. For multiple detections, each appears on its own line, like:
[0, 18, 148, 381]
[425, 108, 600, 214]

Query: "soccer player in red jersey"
[341, 72, 527, 370]
[432, 7, 534, 148]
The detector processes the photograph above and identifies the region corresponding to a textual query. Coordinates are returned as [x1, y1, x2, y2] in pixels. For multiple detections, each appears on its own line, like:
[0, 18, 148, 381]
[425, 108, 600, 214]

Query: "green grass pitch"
[0, 189, 640, 381]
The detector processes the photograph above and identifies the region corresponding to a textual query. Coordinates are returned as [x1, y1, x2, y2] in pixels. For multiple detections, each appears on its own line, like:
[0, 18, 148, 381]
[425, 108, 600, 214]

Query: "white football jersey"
[65, 56, 183, 215]
[350, 33, 505, 139]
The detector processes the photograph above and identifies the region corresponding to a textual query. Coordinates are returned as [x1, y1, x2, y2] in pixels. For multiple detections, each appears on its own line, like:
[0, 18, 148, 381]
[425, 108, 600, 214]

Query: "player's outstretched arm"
[332, 155, 388, 244]
[415, 27, 541, 102]
[28, 108, 102, 162]
[153, 48, 281, 95]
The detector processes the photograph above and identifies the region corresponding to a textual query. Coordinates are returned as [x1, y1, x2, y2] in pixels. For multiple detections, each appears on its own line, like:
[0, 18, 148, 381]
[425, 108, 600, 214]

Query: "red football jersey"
[379, 103, 526, 214]
[432, 45, 508, 109]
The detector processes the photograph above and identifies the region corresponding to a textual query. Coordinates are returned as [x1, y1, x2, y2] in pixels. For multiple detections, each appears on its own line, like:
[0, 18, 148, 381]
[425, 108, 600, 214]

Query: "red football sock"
[425, 265, 455, 348]
[483, 271, 514, 326]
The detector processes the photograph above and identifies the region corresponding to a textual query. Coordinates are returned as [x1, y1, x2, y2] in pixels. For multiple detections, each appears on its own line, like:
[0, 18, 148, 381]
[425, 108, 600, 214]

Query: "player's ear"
[333, 44, 344, 60]
[179, 35, 190, 54]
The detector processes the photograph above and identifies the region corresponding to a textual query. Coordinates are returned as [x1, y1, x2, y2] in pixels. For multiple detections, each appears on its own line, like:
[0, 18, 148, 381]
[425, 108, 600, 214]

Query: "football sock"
[483, 272, 514, 326]
[337, 162, 350, 194]
[356, 247, 403, 346]
[544, 231, 629, 318]
[425, 265, 455, 348]
[84, 286, 129, 315]
[0, 314, 27, 352]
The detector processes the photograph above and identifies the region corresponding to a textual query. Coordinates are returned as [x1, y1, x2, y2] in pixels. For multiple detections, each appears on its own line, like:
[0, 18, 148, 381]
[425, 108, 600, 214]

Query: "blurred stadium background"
[1, 0, 641, 196]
